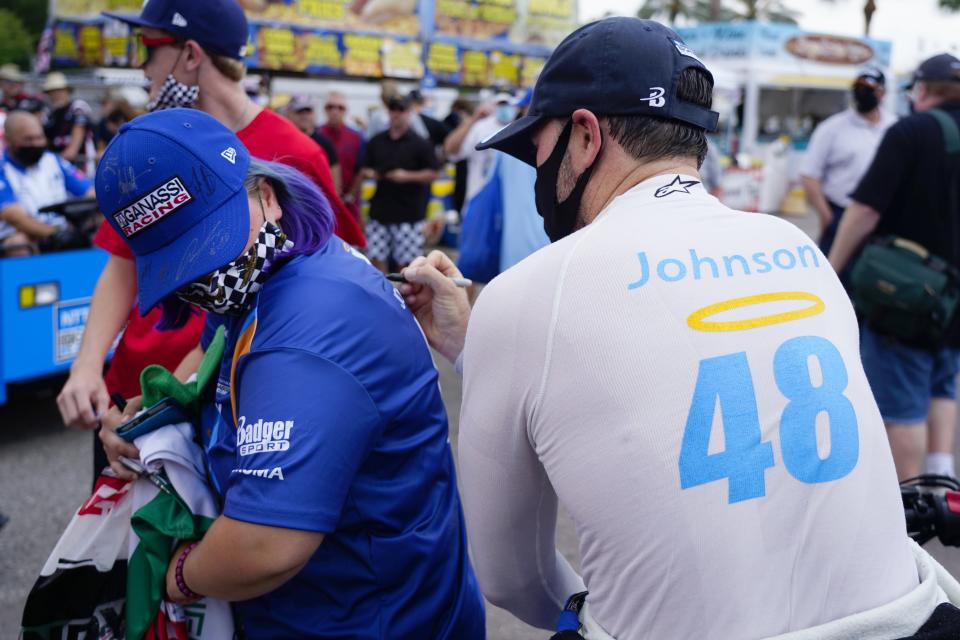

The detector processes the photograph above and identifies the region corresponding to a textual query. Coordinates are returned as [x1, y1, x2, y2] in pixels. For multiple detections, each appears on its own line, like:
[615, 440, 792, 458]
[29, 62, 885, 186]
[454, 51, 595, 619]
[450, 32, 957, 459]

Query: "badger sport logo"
[113, 176, 193, 237]
[236, 415, 294, 457]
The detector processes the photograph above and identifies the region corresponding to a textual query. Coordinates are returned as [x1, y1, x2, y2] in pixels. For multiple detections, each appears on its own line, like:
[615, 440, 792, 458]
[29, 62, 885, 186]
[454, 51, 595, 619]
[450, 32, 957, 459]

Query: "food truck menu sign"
[55, 0, 420, 36]
[676, 23, 891, 69]
[784, 34, 875, 66]
[49, 0, 562, 83]
[433, 0, 576, 47]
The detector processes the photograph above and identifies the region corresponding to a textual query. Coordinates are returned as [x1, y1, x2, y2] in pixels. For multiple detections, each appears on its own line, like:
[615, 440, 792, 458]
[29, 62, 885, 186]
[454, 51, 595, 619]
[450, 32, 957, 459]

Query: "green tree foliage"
[940, 0, 960, 11]
[0, 10, 34, 68]
[3, 0, 48, 41]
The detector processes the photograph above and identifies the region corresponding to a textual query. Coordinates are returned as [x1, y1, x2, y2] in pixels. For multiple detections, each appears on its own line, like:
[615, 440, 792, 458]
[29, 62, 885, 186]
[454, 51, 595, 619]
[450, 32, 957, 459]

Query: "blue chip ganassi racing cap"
[96, 108, 252, 314]
[477, 17, 720, 166]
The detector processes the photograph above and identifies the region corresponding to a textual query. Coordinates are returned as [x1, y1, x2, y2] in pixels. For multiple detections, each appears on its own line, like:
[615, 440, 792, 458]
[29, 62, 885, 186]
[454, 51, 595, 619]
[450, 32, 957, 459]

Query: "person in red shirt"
[319, 91, 365, 222]
[57, 0, 365, 481]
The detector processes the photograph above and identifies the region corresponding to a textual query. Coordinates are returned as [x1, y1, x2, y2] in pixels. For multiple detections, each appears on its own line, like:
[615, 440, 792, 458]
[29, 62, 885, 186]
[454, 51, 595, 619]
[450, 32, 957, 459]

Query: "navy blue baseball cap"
[477, 17, 719, 166]
[908, 53, 960, 88]
[104, 0, 249, 60]
[96, 109, 252, 314]
[855, 66, 886, 87]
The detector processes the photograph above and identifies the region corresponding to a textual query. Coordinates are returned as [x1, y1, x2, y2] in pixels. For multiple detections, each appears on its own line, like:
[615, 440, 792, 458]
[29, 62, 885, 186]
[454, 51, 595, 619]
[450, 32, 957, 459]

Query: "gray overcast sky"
[579, 0, 960, 73]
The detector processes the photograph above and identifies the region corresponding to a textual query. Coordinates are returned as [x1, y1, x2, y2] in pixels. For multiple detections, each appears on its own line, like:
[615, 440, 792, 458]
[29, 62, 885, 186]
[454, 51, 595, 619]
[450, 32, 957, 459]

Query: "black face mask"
[13, 145, 45, 166]
[853, 85, 880, 113]
[534, 120, 600, 243]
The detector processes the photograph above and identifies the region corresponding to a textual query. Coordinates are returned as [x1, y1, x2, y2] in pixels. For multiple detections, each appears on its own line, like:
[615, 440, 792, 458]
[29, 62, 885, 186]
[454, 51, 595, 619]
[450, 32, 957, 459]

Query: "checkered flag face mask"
[147, 74, 200, 112]
[175, 221, 294, 315]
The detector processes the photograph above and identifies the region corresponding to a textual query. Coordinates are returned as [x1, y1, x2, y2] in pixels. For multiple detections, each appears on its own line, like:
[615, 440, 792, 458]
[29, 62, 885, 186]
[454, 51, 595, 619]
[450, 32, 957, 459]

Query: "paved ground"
[0, 209, 957, 637]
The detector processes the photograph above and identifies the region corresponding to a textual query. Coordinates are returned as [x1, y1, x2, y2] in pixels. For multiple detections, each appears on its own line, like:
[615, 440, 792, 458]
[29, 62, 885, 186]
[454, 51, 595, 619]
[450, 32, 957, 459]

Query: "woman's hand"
[400, 251, 471, 364]
[98, 395, 144, 481]
[166, 540, 203, 605]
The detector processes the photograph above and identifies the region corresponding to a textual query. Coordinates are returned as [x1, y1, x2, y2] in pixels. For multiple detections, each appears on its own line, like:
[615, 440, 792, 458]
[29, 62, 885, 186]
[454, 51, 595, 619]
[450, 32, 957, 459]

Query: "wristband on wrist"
[175, 541, 202, 600]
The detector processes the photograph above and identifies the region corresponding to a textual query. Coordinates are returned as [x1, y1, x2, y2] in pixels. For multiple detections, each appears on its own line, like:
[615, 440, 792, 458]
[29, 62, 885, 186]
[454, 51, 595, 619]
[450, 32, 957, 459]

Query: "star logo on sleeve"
[654, 175, 700, 198]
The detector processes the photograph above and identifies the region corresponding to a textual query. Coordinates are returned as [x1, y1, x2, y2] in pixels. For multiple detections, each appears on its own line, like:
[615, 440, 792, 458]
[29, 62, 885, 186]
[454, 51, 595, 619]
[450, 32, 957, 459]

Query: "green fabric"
[126, 480, 215, 640]
[140, 326, 225, 410]
[126, 325, 225, 639]
[930, 108, 960, 154]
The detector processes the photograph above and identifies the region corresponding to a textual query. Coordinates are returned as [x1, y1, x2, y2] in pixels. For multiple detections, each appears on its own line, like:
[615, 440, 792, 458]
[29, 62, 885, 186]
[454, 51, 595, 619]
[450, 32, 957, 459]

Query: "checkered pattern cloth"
[146, 75, 200, 112]
[177, 223, 293, 315]
[365, 219, 425, 266]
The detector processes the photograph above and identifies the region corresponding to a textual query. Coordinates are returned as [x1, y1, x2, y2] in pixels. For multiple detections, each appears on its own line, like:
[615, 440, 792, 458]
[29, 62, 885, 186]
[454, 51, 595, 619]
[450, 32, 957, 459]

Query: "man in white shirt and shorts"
[399, 17, 960, 640]
[800, 68, 895, 257]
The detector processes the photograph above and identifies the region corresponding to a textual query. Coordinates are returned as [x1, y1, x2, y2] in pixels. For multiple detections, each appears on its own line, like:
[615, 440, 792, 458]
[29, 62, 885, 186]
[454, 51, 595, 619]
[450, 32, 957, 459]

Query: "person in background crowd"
[367, 79, 401, 139]
[443, 98, 474, 215]
[356, 95, 438, 273]
[830, 54, 960, 481]
[801, 68, 895, 255]
[408, 88, 450, 146]
[444, 92, 514, 205]
[42, 72, 94, 173]
[56, 0, 364, 485]
[0, 64, 44, 115]
[495, 89, 549, 272]
[319, 90, 365, 221]
[0, 111, 92, 255]
[445, 92, 516, 289]
[285, 95, 341, 191]
[94, 88, 147, 163]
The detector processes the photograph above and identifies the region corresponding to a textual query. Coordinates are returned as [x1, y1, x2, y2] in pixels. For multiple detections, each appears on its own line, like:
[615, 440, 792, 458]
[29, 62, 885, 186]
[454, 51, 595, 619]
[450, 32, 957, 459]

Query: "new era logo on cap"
[112, 176, 193, 238]
[221, 147, 237, 164]
[171, 11, 188, 27]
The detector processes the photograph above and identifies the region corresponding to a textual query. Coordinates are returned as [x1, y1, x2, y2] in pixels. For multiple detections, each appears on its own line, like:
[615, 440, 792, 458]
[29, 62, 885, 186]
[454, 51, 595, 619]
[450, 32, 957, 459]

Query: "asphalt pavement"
[0, 362, 576, 639]
[1, 209, 959, 638]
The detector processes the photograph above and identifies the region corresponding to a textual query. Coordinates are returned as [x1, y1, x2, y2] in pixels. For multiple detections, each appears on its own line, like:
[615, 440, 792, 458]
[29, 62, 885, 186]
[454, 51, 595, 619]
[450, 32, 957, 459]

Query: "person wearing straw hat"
[0, 64, 43, 115]
[41, 71, 93, 170]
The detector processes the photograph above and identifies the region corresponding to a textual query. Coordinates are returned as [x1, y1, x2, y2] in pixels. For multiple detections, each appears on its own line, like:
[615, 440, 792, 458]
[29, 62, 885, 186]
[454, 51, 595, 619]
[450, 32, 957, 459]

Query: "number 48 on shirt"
[679, 335, 859, 504]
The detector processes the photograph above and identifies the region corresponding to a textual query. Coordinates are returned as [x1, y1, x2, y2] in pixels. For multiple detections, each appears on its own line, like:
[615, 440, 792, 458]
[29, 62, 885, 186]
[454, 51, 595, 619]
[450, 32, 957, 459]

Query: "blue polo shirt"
[200, 238, 484, 639]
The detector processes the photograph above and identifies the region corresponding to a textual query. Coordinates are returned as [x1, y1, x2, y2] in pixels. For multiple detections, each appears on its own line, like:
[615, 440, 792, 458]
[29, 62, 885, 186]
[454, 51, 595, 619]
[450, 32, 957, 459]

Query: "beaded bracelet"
[175, 541, 202, 600]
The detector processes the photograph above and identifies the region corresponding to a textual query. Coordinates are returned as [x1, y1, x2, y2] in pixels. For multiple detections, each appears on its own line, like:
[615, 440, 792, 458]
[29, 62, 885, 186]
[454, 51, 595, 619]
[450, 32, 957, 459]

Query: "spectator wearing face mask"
[0, 111, 92, 255]
[800, 68, 895, 256]
[443, 92, 517, 207]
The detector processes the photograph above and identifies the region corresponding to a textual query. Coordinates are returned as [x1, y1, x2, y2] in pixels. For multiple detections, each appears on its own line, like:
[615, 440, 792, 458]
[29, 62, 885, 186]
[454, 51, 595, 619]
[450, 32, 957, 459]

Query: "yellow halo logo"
[687, 291, 826, 332]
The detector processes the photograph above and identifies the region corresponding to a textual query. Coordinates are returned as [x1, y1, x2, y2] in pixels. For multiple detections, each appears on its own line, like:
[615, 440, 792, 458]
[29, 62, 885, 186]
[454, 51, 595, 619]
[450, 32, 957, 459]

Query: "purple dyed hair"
[157, 158, 335, 329]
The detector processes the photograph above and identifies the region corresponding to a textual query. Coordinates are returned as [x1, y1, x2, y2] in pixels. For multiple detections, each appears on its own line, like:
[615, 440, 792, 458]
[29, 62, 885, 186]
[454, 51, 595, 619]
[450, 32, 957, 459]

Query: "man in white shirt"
[443, 92, 516, 204]
[0, 111, 91, 255]
[800, 68, 895, 254]
[399, 17, 960, 640]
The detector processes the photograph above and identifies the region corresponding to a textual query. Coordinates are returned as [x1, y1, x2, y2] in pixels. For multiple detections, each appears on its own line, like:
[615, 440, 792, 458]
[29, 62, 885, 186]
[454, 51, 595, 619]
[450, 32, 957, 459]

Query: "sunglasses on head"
[325, 104, 346, 111]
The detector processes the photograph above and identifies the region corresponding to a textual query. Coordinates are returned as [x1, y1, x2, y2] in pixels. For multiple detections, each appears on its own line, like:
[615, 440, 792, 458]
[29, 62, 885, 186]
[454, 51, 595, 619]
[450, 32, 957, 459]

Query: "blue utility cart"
[0, 248, 108, 405]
